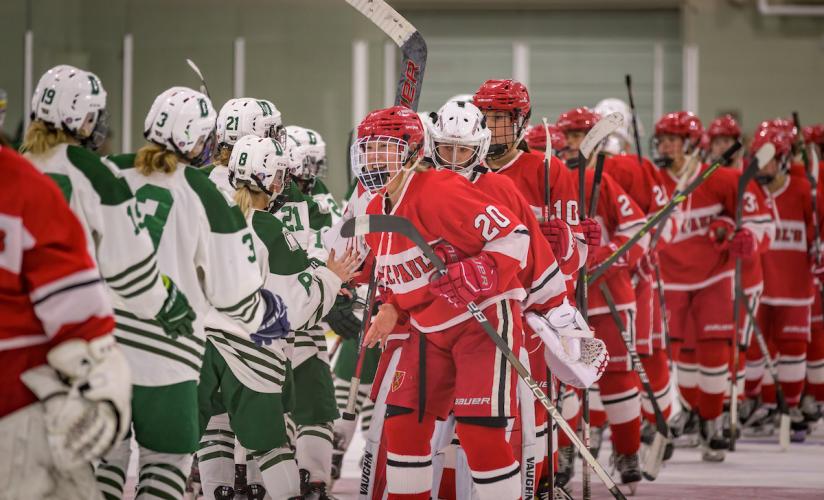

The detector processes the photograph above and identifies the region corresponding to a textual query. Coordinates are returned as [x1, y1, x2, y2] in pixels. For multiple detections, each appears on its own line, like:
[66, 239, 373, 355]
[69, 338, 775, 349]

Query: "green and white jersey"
[274, 182, 332, 262]
[206, 163, 233, 201]
[311, 179, 342, 225]
[250, 209, 342, 367]
[25, 144, 167, 319]
[105, 154, 265, 386]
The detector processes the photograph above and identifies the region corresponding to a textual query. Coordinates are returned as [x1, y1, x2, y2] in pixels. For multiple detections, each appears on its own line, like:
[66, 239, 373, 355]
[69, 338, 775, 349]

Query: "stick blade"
[809, 144, 820, 184]
[341, 215, 373, 238]
[753, 143, 776, 170]
[641, 432, 667, 481]
[581, 112, 624, 159]
[779, 413, 791, 451]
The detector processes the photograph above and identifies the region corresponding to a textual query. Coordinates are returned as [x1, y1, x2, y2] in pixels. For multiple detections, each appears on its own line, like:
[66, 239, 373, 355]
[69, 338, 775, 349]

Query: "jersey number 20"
[474, 206, 511, 241]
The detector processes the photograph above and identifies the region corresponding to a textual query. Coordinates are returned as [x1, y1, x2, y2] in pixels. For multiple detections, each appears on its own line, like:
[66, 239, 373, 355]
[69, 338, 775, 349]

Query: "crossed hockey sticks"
[341, 214, 627, 500]
[600, 283, 670, 482]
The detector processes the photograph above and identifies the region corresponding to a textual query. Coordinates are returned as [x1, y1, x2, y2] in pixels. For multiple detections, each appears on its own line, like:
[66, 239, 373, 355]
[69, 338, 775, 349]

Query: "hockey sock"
[640, 349, 673, 424]
[807, 326, 824, 403]
[745, 340, 766, 399]
[359, 383, 375, 433]
[696, 339, 730, 420]
[557, 388, 580, 448]
[589, 384, 607, 428]
[676, 348, 699, 410]
[761, 339, 807, 407]
[196, 414, 236, 500]
[96, 437, 131, 499]
[384, 411, 436, 500]
[136, 448, 192, 500]
[436, 440, 458, 500]
[600, 371, 642, 455]
[455, 421, 521, 500]
[249, 446, 301, 499]
[296, 423, 334, 485]
[285, 415, 297, 451]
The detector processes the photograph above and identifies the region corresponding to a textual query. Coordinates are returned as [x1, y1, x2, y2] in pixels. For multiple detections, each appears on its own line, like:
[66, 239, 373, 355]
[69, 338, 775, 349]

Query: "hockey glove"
[324, 293, 361, 340]
[433, 241, 467, 265]
[20, 336, 132, 471]
[730, 228, 756, 258]
[707, 218, 734, 250]
[251, 289, 290, 347]
[635, 250, 658, 282]
[587, 242, 628, 279]
[580, 217, 602, 247]
[540, 219, 574, 262]
[155, 275, 196, 339]
[430, 253, 498, 308]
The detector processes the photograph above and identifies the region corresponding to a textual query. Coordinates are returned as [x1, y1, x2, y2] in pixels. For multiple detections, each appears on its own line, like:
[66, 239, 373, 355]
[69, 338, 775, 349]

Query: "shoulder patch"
[106, 153, 137, 170]
[184, 166, 247, 234]
[66, 146, 134, 205]
[251, 210, 312, 274]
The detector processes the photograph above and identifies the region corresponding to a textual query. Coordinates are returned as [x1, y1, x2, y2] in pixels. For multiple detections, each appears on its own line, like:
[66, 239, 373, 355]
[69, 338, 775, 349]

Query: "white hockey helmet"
[216, 97, 285, 149]
[428, 100, 490, 175]
[228, 134, 291, 209]
[594, 98, 639, 155]
[144, 86, 216, 166]
[31, 64, 109, 150]
[286, 125, 327, 183]
[447, 94, 474, 105]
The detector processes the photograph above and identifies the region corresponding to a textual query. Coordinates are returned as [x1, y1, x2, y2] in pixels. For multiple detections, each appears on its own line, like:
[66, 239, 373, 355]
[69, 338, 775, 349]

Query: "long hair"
[233, 184, 269, 218]
[21, 120, 74, 154]
[135, 143, 179, 176]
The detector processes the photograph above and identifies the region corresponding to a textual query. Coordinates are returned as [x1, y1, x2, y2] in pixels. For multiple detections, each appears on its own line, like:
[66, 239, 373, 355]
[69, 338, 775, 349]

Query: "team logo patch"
[391, 370, 406, 392]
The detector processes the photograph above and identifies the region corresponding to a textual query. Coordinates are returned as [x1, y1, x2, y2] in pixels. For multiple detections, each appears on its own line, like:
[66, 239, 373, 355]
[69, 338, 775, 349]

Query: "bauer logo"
[454, 397, 491, 406]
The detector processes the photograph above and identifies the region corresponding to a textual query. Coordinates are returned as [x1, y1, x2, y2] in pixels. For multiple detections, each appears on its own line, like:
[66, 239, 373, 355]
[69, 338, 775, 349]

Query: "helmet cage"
[350, 135, 416, 192]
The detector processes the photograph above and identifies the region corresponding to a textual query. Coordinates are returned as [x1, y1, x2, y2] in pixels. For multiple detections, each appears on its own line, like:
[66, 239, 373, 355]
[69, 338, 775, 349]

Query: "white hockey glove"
[20, 335, 131, 471]
[526, 300, 609, 389]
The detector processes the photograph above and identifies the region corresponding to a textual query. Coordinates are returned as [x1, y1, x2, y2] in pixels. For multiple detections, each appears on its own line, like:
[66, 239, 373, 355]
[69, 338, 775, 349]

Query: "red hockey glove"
[580, 217, 602, 247]
[430, 253, 498, 308]
[730, 228, 756, 258]
[707, 218, 734, 251]
[587, 242, 627, 279]
[433, 242, 468, 265]
[635, 250, 658, 282]
[540, 219, 574, 262]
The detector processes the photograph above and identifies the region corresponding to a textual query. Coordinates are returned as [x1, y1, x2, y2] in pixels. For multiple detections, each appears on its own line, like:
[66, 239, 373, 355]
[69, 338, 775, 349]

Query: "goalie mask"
[286, 125, 326, 192]
[652, 111, 703, 169]
[429, 101, 490, 176]
[351, 105, 425, 193]
[525, 302, 608, 389]
[229, 134, 291, 211]
[473, 79, 531, 160]
[144, 86, 217, 167]
[216, 97, 286, 150]
[31, 65, 109, 150]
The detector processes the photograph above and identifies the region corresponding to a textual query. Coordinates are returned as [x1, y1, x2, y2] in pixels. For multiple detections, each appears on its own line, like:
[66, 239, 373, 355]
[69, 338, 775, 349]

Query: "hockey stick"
[625, 74, 644, 166]
[342, 260, 379, 422]
[600, 283, 669, 482]
[541, 116, 556, 495]
[346, 0, 427, 111]
[341, 215, 627, 500]
[744, 297, 792, 450]
[588, 141, 743, 283]
[186, 58, 210, 98]
[730, 143, 775, 451]
[793, 112, 824, 312]
[568, 112, 625, 171]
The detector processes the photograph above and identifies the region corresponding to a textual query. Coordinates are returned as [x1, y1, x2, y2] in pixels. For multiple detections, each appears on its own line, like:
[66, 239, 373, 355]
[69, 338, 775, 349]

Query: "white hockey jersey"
[25, 144, 167, 319]
[104, 153, 265, 386]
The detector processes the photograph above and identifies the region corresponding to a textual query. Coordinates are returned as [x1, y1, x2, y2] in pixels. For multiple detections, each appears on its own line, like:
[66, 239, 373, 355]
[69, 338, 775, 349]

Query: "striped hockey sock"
[249, 446, 301, 498]
[456, 422, 520, 500]
[296, 423, 334, 484]
[197, 414, 236, 500]
[136, 449, 191, 500]
[96, 437, 131, 500]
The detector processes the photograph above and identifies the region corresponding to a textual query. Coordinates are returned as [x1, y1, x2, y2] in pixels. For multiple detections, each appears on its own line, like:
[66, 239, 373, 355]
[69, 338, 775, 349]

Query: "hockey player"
[653, 111, 773, 462]
[197, 135, 358, 499]
[286, 125, 343, 223]
[741, 127, 820, 441]
[22, 65, 196, 347]
[351, 105, 534, 500]
[211, 97, 286, 197]
[0, 147, 131, 500]
[96, 86, 289, 499]
[428, 100, 603, 499]
[525, 123, 567, 157]
[556, 105, 649, 490]
[706, 115, 743, 168]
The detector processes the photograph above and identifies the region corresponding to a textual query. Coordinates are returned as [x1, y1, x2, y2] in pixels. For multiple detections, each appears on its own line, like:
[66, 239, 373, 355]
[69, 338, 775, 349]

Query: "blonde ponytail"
[233, 185, 269, 218]
[21, 120, 74, 154]
[135, 143, 180, 176]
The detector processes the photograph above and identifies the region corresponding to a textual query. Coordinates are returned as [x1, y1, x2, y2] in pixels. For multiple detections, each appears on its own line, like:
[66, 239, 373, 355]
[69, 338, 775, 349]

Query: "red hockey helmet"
[751, 126, 793, 161]
[352, 106, 425, 192]
[654, 111, 703, 145]
[472, 79, 531, 116]
[803, 124, 824, 146]
[756, 118, 796, 139]
[707, 114, 741, 140]
[556, 107, 601, 133]
[525, 124, 567, 153]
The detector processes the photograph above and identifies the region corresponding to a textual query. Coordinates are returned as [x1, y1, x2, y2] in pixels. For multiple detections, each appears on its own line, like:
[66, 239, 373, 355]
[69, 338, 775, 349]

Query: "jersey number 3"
[127, 185, 174, 249]
[474, 206, 511, 241]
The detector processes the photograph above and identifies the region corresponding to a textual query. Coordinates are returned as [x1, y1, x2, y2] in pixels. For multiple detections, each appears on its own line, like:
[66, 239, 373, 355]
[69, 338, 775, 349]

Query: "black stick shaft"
[625, 74, 644, 167]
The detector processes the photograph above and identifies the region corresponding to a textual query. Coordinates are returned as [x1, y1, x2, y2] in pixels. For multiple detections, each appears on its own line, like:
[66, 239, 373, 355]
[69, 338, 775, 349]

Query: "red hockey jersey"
[760, 168, 820, 305]
[0, 147, 114, 418]
[658, 164, 774, 291]
[493, 150, 587, 274]
[364, 169, 529, 333]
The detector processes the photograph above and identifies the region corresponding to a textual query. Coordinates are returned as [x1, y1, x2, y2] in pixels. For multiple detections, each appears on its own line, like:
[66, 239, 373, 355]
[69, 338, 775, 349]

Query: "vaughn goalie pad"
[525, 304, 608, 389]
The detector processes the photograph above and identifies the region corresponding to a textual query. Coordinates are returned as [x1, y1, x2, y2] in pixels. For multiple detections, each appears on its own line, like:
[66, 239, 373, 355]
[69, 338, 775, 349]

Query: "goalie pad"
[20, 335, 131, 471]
[526, 301, 608, 389]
